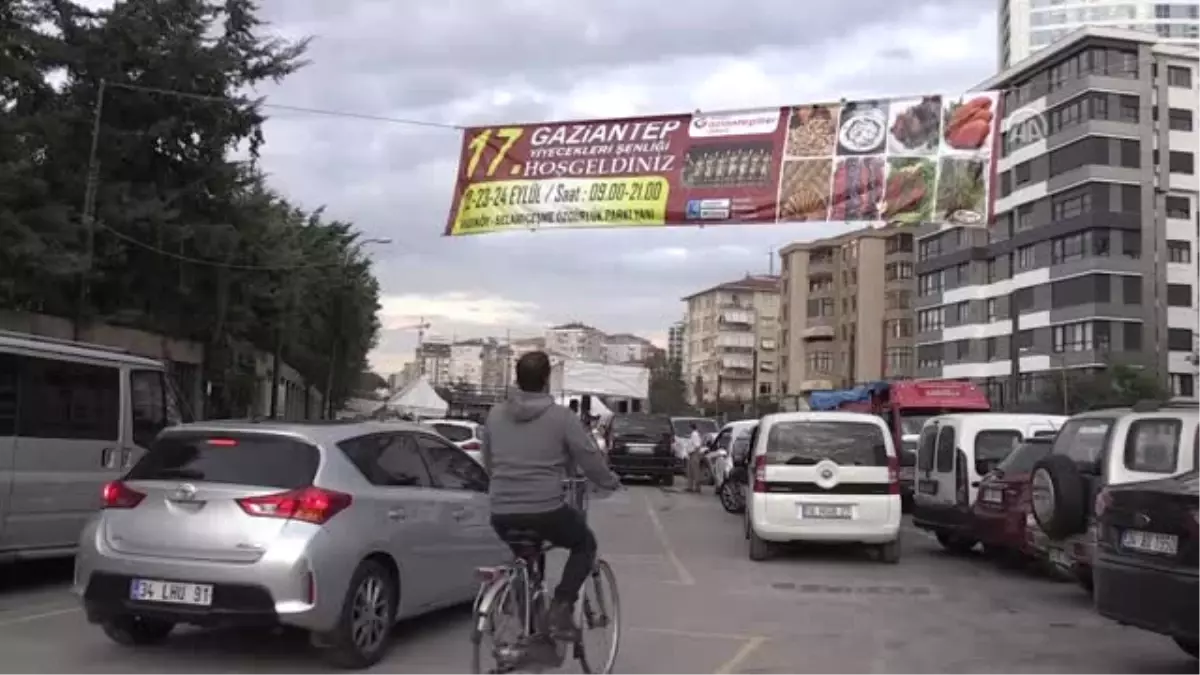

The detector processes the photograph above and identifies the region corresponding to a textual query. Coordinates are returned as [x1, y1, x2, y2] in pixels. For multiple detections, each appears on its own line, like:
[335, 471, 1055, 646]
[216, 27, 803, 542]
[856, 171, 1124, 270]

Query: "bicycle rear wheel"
[576, 558, 621, 674]
[470, 578, 524, 674]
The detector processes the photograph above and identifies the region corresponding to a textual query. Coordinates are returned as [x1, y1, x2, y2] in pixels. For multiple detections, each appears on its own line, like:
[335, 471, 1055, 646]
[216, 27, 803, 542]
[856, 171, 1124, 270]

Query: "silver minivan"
[0, 330, 189, 562]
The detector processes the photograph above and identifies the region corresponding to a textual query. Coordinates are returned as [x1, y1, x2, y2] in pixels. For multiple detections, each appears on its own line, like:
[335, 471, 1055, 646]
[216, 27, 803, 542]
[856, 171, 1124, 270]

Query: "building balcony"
[720, 368, 754, 380]
[802, 325, 835, 340]
[798, 379, 835, 391]
[719, 309, 754, 325]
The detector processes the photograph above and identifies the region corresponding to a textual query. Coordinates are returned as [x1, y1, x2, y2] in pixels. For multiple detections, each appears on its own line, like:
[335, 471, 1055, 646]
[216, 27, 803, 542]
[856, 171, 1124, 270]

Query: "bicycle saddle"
[500, 528, 554, 559]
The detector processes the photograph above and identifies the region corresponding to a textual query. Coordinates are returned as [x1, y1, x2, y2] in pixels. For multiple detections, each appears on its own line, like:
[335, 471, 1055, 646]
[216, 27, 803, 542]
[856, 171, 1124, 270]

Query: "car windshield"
[900, 414, 933, 436]
[672, 418, 719, 436]
[1051, 417, 1114, 466]
[996, 439, 1052, 473]
[127, 433, 319, 489]
[975, 429, 1024, 464]
[764, 420, 888, 466]
[613, 415, 671, 436]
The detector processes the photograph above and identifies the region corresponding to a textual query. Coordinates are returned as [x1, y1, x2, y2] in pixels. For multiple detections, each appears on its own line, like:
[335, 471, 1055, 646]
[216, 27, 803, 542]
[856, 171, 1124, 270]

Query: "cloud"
[80, 0, 1003, 374]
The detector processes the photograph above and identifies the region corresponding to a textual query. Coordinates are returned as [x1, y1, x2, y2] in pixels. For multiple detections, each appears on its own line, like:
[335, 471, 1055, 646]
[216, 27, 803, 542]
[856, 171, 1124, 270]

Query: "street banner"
[444, 91, 1000, 236]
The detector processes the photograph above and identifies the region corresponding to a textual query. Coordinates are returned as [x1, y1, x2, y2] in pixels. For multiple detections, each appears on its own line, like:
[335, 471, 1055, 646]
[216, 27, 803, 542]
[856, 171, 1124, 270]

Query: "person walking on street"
[686, 422, 705, 493]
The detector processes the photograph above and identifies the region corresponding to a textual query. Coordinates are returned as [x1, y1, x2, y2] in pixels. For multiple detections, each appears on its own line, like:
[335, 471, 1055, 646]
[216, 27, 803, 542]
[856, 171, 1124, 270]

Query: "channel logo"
[686, 198, 732, 220]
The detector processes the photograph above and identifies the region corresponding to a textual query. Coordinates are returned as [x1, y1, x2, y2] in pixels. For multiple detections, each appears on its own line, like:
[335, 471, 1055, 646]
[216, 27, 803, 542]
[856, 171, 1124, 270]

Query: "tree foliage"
[0, 0, 381, 417]
[646, 351, 690, 415]
[1034, 363, 1169, 415]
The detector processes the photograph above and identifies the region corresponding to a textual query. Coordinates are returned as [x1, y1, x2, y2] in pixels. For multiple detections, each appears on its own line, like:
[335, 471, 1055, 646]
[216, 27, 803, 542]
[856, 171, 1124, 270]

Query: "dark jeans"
[491, 505, 597, 604]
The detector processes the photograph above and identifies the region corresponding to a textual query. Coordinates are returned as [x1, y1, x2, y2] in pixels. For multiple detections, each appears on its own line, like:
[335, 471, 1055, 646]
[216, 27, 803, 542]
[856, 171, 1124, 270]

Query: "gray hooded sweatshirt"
[481, 390, 620, 515]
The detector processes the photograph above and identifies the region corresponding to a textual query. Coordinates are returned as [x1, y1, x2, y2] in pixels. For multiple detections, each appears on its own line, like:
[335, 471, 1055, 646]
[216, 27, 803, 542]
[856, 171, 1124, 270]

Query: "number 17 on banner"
[464, 128, 524, 179]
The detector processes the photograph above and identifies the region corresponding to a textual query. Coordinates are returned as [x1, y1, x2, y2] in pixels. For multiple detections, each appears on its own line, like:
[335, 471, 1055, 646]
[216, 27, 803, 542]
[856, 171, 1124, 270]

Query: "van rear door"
[0, 354, 16, 548]
[759, 419, 895, 527]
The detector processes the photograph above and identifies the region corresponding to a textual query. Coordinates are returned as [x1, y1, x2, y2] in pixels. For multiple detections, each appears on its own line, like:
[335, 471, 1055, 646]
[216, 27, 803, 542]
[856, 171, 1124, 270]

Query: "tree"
[1035, 363, 1169, 415]
[0, 0, 380, 417]
[646, 351, 690, 415]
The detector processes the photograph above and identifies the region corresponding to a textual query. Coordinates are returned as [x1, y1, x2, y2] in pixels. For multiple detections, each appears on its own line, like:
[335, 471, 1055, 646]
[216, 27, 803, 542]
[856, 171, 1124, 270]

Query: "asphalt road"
[0, 484, 1194, 673]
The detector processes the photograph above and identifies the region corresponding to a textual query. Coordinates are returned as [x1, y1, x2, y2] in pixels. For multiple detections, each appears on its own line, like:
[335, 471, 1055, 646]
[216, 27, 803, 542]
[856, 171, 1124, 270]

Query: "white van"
[911, 412, 1066, 552]
[744, 411, 902, 563]
[0, 330, 190, 562]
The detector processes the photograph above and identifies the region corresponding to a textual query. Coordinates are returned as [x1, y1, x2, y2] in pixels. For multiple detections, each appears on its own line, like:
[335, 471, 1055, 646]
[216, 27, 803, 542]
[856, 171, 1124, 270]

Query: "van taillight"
[102, 481, 145, 509]
[752, 455, 767, 493]
[237, 487, 352, 525]
[887, 456, 900, 495]
[461, 440, 481, 451]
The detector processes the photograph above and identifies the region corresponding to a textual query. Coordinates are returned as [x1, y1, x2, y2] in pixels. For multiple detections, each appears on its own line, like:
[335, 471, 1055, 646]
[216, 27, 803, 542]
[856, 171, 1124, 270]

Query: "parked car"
[1028, 399, 1198, 594]
[971, 436, 1054, 560]
[1, 330, 191, 563]
[74, 420, 506, 669]
[1093, 471, 1198, 660]
[606, 414, 675, 486]
[670, 416, 719, 475]
[709, 420, 758, 513]
[912, 413, 1066, 554]
[423, 418, 483, 464]
[744, 411, 901, 563]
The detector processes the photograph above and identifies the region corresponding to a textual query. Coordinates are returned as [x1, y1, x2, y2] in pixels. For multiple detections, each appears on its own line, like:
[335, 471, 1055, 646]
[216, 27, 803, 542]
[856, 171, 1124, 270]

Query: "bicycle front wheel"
[576, 558, 621, 674]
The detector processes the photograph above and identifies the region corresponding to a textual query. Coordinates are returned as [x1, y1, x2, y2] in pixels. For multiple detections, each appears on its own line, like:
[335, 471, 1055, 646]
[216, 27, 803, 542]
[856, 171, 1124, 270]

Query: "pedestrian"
[686, 422, 705, 493]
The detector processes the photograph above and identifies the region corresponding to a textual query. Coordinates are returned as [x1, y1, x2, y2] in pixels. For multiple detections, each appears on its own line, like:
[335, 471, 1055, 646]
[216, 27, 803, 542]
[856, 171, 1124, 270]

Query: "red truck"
[807, 380, 991, 507]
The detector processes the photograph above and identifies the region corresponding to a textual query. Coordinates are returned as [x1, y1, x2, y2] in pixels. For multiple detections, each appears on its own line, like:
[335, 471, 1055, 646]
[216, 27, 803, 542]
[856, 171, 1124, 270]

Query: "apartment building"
[667, 320, 686, 368]
[913, 27, 1199, 401]
[603, 333, 658, 364]
[682, 275, 781, 404]
[544, 322, 605, 362]
[779, 228, 917, 393]
[416, 338, 452, 385]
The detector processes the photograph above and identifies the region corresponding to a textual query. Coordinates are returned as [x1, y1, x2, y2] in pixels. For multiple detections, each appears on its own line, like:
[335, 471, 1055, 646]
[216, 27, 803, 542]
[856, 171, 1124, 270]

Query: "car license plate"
[1121, 530, 1178, 556]
[129, 579, 214, 606]
[899, 467, 915, 481]
[1048, 548, 1071, 567]
[800, 504, 854, 519]
[917, 479, 938, 495]
[981, 488, 1004, 504]
[628, 444, 654, 455]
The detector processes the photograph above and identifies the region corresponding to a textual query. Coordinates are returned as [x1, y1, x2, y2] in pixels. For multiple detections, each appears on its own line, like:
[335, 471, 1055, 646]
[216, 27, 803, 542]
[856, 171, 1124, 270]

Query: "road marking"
[0, 606, 79, 628]
[642, 491, 695, 586]
[634, 626, 756, 641]
[714, 635, 767, 674]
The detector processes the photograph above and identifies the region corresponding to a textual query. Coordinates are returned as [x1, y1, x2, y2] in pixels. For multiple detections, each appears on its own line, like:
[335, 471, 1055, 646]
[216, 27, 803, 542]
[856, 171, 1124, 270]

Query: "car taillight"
[887, 456, 900, 495]
[237, 487, 352, 525]
[102, 481, 145, 509]
[461, 440, 481, 451]
[752, 455, 767, 493]
[1189, 510, 1199, 538]
[1093, 489, 1112, 519]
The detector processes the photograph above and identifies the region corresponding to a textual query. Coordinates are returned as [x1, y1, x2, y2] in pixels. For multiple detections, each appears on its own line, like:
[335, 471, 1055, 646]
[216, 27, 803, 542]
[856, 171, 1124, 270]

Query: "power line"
[105, 81, 465, 131]
[96, 220, 359, 271]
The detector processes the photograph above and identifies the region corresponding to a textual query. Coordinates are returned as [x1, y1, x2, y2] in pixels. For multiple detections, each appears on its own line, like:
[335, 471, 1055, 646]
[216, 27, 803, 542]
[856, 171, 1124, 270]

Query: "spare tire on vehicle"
[1030, 454, 1089, 540]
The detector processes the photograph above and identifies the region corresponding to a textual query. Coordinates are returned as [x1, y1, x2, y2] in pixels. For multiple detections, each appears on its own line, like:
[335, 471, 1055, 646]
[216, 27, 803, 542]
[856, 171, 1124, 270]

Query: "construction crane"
[394, 317, 432, 375]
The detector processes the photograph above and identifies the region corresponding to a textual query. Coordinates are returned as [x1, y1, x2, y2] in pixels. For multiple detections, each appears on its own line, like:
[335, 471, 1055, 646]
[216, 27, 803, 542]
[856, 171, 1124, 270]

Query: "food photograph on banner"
[444, 90, 1000, 236]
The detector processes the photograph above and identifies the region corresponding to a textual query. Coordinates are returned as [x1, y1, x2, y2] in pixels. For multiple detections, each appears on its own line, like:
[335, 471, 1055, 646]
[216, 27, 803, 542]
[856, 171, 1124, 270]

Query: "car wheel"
[700, 462, 714, 486]
[935, 532, 977, 554]
[316, 558, 398, 670]
[659, 473, 674, 487]
[748, 528, 773, 561]
[876, 541, 901, 564]
[1030, 455, 1088, 540]
[1174, 637, 1199, 659]
[101, 616, 175, 646]
[1074, 566, 1094, 595]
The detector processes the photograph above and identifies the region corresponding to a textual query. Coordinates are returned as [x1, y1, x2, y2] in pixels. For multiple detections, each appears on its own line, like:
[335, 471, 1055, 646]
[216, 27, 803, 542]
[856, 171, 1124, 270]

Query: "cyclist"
[480, 350, 621, 642]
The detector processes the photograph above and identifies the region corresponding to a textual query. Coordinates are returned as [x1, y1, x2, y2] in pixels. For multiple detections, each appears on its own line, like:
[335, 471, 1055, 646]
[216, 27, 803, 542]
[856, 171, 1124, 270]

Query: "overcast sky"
[86, 0, 1000, 374]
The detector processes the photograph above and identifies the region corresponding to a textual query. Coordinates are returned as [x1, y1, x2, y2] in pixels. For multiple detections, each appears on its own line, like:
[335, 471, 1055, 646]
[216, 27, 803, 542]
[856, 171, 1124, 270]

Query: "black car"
[606, 414, 675, 486]
[1093, 471, 1198, 660]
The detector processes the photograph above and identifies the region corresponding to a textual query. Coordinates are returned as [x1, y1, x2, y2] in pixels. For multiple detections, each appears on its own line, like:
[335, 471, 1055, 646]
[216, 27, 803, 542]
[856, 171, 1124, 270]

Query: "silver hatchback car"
[74, 420, 509, 669]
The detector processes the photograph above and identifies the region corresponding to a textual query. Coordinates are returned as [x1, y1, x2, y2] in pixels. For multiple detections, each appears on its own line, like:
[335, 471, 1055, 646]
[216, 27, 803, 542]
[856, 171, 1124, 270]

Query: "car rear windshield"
[672, 419, 719, 436]
[1123, 418, 1182, 473]
[764, 421, 888, 466]
[1051, 417, 1113, 467]
[432, 423, 473, 443]
[975, 430, 1024, 465]
[613, 415, 671, 435]
[126, 433, 319, 489]
[996, 439, 1052, 473]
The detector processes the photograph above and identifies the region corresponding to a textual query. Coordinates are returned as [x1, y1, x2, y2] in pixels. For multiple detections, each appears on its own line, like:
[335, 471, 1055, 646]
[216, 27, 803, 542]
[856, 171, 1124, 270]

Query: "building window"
[885, 262, 913, 280]
[885, 348, 912, 376]
[1052, 190, 1090, 220]
[986, 298, 997, 322]
[1017, 245, 1035, 270]
[954, 340, 970, 360]
[1166, 195, 1192, 219]
[886, 233, 913, 253]
[1171, 373, 1196, 398]
[1168, 240, 1193, 263]
[1168, 328, 1194, 352]
[1051, 233, 1085, 264]
[1118, 95, 1139, 122]
[1168, 108, 1195, 132]
[1052, 322, 1094, 352]
[1017, 329, 1035, 350]
[918, 308, 945, 333]
[918, 238, 942, 262]
[1167, 283, 1193, 307]
[886, 319, 913, 338]
[1167, 65, 1193, 88]
[1014, 161, 1032, 186]
[1170, 151, 1196, 175]
[807, 351, 833, 373]
[918, 272, 944, 297]
[985, 337, 999, 361]
[1016, 204, 1035, 231]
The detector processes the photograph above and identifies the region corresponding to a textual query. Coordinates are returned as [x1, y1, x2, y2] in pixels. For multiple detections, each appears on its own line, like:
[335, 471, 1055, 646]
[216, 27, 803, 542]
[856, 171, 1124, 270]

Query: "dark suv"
[606, 414, 675, 486]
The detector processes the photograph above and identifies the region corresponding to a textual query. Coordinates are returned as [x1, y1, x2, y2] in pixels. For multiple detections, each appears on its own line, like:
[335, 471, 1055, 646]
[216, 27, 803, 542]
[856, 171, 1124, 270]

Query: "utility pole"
[1059, 355, 1070, 414]
[1008, 289, 1020, 410]
[75, 78, 107, 340]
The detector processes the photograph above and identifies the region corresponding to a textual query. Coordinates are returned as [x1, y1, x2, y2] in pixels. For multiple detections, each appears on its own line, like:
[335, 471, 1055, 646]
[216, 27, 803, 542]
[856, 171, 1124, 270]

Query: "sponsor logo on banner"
[688, 110, 781, 138]
[444, 90, 1001, 236]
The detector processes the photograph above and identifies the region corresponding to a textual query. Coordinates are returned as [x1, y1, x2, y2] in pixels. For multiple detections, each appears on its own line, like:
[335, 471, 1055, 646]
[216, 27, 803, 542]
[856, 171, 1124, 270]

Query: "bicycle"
[470, 477, 621, 674]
